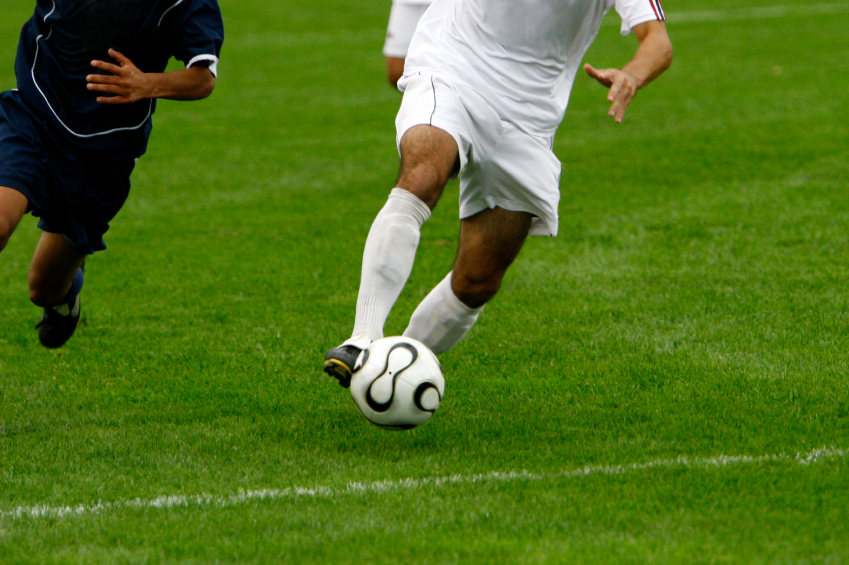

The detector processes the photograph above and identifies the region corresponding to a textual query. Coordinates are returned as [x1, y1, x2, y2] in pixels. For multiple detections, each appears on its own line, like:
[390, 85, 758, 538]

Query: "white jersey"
[393, 0, 432, 5]
[403, 0, 665, 137]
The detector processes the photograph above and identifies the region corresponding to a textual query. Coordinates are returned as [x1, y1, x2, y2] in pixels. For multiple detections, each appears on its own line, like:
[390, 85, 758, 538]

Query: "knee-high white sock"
[403, 271, 484, 354]
[351, 188, 431, 342]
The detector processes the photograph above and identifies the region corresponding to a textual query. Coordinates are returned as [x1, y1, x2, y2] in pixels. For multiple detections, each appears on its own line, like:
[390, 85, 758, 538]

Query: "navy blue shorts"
[0, 90, 135, 255]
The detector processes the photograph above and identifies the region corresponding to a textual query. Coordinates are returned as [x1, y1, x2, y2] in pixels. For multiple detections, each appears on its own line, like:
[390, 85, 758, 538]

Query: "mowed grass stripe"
[668, 3, 849, 23]
[226, 3, 849, 49]
[1, 0, 847, 561]
[4, 446, 844, 520]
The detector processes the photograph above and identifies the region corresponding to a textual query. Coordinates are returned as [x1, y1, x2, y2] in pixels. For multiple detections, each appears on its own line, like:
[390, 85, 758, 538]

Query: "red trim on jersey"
[649, 0, 666, 20]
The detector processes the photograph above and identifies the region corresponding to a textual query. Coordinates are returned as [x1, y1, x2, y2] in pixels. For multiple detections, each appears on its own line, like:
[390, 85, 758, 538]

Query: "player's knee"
[398, 127, 459, 194]
[452, 271, 501, 309]
[400, 160, 448, 188]
[396, 162, 450, 208]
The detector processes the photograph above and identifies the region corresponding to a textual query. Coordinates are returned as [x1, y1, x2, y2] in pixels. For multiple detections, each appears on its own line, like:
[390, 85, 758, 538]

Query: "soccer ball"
[349, 336, 444, 430]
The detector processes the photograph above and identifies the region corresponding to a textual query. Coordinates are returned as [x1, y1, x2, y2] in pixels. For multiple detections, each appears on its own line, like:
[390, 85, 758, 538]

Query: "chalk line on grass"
[2, 446, 845, 520]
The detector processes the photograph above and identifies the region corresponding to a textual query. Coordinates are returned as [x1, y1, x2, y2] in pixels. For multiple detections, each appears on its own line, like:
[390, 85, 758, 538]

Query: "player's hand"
[583, 64, 638, 123]
[87, 49, 154, 104]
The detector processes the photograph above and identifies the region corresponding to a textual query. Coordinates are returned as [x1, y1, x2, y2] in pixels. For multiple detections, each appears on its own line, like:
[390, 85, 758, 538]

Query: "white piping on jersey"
[30, 36, 154, 138]
[158, 0, 186, 27]
[43, 0, 57, 40]
[29, 0, 198, 139]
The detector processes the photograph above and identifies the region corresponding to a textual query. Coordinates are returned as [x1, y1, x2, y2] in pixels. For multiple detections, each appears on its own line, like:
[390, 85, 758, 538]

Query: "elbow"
[197, 75, 216, 100]
[662, 41, 674, 71]
[658, 31, 674, 71]
[193, 66, 217, 100]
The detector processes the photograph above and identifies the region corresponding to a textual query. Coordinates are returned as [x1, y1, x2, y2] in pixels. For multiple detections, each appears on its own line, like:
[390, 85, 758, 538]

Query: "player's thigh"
[395, 75, 470, 207]
[0, 94, 44, 247]
[452, 206, 532, 303]
[0, 185, 29, 247]
[459, 124, 561, 239]
[28, 231, 86, 301]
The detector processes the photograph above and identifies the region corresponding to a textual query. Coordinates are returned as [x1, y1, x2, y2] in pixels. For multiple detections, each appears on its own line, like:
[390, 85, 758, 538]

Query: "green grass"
[2, 0, 848, 563]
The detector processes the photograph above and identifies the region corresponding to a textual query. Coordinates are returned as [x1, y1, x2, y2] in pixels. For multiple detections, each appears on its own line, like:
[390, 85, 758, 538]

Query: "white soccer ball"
[350, 336, 445, 430]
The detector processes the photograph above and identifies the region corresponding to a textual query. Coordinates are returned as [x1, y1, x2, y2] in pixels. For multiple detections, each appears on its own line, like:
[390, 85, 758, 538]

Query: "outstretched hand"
[87, 49, 154, 104]
[584, 63, 638, 123]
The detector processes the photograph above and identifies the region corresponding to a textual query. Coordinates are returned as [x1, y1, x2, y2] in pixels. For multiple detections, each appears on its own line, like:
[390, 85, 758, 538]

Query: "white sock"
[352, 188, 431, 342]
[403, 271, 484, 354]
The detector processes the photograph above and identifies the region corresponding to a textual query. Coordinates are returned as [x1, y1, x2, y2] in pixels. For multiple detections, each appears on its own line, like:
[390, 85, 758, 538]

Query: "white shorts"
[395, 73, 562, 237]
[383, 3, 430, 59]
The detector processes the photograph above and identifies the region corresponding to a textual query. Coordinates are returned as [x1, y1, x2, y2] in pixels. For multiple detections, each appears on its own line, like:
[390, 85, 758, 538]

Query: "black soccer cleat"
[324, 344, 365, 388]
[37, 292, 81, 349]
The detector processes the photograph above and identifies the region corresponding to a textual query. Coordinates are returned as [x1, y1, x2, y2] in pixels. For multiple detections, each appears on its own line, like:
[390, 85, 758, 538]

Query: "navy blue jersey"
[14, 0, 223, 159]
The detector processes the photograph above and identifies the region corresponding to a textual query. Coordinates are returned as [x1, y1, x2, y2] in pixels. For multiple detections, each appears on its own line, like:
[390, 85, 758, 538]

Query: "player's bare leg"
[452, 207, 532, 307]
[395, 124, 460, 209]
[29, 231, 87, 348]
[404, 206, 532, 353]
[0, 185, 29, 252]
[324, 125, 460, 387]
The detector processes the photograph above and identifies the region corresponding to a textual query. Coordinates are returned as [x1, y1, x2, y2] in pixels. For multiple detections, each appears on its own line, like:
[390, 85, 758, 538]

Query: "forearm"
[88, 51, 217, 105]
[623, 22, 673, 89]
[145, 65, 216, 101]
[583, 21, 672, 122]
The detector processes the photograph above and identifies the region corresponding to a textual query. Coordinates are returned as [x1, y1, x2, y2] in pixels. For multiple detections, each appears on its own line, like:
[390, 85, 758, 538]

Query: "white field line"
[2, 446, 845, 521]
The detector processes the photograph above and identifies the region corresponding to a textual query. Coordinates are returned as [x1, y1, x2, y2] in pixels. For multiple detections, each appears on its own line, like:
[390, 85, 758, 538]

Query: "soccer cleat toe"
[36, 294, 81, 349]
[323, 345, 363, 388]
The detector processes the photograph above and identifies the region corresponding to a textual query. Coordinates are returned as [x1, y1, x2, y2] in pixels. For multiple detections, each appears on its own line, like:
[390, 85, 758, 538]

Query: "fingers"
[95, 95, 131, 105]
[86, 71, 127, 98]
[586, 65, 641, 122]
[86, 73, 123, 86]
[87, 82, 122, 94]
[107, 49, 132, 67]
[86, 73, 134, 104]
[607, 79, 622, 104]
[87, 50, 140, 104]
[584, 64, 612, 87]
[90, 59, 124, 75]
[90, 49, 135, 75]
[87, 84, 133, 104]
[607, 72, 637, 123]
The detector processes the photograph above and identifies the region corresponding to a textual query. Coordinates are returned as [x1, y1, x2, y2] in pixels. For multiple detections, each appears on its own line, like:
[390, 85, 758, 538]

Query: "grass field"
[2, 0, 849, 563]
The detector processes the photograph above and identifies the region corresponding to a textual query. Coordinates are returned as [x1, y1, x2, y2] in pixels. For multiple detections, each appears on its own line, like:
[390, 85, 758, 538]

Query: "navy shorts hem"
[0, 90, 134, 255]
